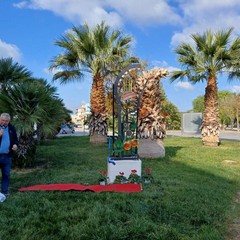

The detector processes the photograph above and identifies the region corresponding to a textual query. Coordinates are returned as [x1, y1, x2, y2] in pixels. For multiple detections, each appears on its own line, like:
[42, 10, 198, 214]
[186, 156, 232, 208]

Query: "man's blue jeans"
[0, 155, 12, 194]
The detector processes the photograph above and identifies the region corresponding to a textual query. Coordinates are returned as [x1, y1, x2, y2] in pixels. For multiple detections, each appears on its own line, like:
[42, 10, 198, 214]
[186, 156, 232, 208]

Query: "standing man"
[0, 113, 18, 196]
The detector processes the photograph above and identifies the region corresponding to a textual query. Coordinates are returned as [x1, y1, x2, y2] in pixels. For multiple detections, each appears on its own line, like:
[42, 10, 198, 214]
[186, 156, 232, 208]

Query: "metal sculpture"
[108, 63, 146, 160]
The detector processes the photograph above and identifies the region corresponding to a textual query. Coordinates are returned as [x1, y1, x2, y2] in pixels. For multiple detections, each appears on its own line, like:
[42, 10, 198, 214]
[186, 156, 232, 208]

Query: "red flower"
[146, 168, 151, 174]
[131, 169, 137, 174]
[131, 139, 138, 148]
[100, 170, 107, 175]
[119, 172, 124, 176]
[124, 141, 131, 151]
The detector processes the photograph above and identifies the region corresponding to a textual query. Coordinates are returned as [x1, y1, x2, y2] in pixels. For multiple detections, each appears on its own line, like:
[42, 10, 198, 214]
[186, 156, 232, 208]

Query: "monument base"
[107, 159, 142, 183]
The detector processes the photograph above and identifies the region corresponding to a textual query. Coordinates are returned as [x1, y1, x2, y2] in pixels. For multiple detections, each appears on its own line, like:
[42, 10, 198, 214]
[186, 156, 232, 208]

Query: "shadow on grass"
[163, 145, 183, 161]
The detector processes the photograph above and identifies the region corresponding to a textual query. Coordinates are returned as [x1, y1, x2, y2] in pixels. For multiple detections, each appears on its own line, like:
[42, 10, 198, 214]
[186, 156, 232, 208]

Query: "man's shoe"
[0, 193, 6, 202]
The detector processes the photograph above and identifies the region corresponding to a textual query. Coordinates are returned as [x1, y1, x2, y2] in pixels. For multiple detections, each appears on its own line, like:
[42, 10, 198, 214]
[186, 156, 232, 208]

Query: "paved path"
[57, 128, 240, 142]
[56, 127, 89, 137]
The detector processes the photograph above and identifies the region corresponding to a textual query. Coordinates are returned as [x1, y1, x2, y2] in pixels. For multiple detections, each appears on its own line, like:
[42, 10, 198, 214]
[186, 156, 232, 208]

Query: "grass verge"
[0, 136, 239, 240]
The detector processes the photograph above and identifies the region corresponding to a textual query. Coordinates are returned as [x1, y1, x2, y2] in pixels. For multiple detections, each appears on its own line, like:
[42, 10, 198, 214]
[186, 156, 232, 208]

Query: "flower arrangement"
[127, 169, 141, 184]
[124, 139, 139, 151]
[114, 172, 128, 184]
[112, 138, 139, 157]
[141, 167, 153, 183]
[98, 170, 109, 185]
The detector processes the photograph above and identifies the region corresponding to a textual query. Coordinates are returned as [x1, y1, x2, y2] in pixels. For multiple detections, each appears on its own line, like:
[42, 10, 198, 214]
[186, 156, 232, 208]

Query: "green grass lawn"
[1, 136, 239, 240]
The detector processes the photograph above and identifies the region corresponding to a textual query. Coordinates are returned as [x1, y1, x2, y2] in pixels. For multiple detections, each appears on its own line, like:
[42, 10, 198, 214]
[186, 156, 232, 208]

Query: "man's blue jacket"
[0, 123, 19, 156]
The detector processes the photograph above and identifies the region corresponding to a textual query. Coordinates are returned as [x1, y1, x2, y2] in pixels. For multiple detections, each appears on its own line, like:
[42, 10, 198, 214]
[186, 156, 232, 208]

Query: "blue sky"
[1, 0, 240, 113]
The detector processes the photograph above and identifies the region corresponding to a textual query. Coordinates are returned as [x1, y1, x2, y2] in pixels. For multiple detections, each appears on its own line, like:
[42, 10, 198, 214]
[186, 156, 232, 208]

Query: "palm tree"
[49, 21, 134, 144]
[170, 28, 240, 146]
[0, 57, 32, 94]
[0, 78, 68, 167]
[29, 79, 70, 141]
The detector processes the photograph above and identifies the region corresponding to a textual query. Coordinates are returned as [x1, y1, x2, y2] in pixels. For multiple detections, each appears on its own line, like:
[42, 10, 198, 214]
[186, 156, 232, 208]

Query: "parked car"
[60, 125, 75, 134]
[74, 124, 82, 128]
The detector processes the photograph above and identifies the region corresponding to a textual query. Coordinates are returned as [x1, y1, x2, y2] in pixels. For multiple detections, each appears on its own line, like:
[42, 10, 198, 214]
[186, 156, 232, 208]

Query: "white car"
[60, 125, 75, 134]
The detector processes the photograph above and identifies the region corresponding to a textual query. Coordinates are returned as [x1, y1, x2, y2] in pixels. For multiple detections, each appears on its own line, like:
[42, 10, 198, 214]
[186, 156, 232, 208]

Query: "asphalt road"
[167, 130, 240, 142]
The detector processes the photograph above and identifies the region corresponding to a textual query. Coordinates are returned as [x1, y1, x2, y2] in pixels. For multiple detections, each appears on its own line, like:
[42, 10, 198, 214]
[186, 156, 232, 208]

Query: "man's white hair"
[0, 113, 11, 120]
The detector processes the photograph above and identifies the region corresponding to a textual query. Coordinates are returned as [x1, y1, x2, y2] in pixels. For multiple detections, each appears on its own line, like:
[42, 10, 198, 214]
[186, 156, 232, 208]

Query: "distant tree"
[235, 94, 240, 131]
[218, 90, 234, 99]
[161, 101, 181, 130]
[193, 90, 235, 128]
[170, 28, 240, 146]
[192, 95, 204, 112]
[219, 93, 240, 130]
[218, 91, 236, 128]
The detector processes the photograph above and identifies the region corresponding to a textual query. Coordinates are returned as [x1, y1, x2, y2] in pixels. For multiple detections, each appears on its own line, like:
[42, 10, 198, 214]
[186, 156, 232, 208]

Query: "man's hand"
[0, 129, 4, 136]
[12, 144, 18, 151]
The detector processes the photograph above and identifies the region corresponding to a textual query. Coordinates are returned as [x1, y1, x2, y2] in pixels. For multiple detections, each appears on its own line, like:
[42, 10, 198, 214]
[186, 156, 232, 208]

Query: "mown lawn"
[0, 136, 239, 240]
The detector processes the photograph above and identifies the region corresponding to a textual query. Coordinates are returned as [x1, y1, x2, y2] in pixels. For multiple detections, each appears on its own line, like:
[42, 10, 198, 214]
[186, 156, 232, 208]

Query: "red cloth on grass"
[19, 183, 142, 193]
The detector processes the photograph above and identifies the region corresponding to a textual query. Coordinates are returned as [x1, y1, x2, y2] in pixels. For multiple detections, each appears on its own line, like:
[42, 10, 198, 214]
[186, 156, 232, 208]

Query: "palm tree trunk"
[136, 69, 168, 158]
[14, 134, 37, 167]
[89, 75, 108, 144]
[201, 76, 220, 146]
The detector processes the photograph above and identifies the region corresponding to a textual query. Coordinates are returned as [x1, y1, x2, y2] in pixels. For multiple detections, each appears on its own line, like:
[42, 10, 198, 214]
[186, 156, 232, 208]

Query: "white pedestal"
[107, 159, 142, 183]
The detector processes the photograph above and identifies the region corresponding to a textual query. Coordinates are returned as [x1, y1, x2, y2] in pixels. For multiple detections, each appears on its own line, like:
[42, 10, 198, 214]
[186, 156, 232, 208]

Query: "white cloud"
[0, 39, 21, 61]
[14, 0, 123, 28]
[231, 85, 240, 94]
[171, 0, 240, 46]
[13, 0, 240, 37]
[13, 0, 182, 28]
[13, 1, 28, 8]
[105, 0, 182, 26]
[43, 68, 51, 75]
[13, 0, 240, 57]
[174, 81, 194, 90]
[151, 60, 180, 73]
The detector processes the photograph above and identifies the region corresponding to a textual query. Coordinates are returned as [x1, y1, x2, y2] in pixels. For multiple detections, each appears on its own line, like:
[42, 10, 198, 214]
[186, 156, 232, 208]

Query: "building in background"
[71, 103, 90, 127]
